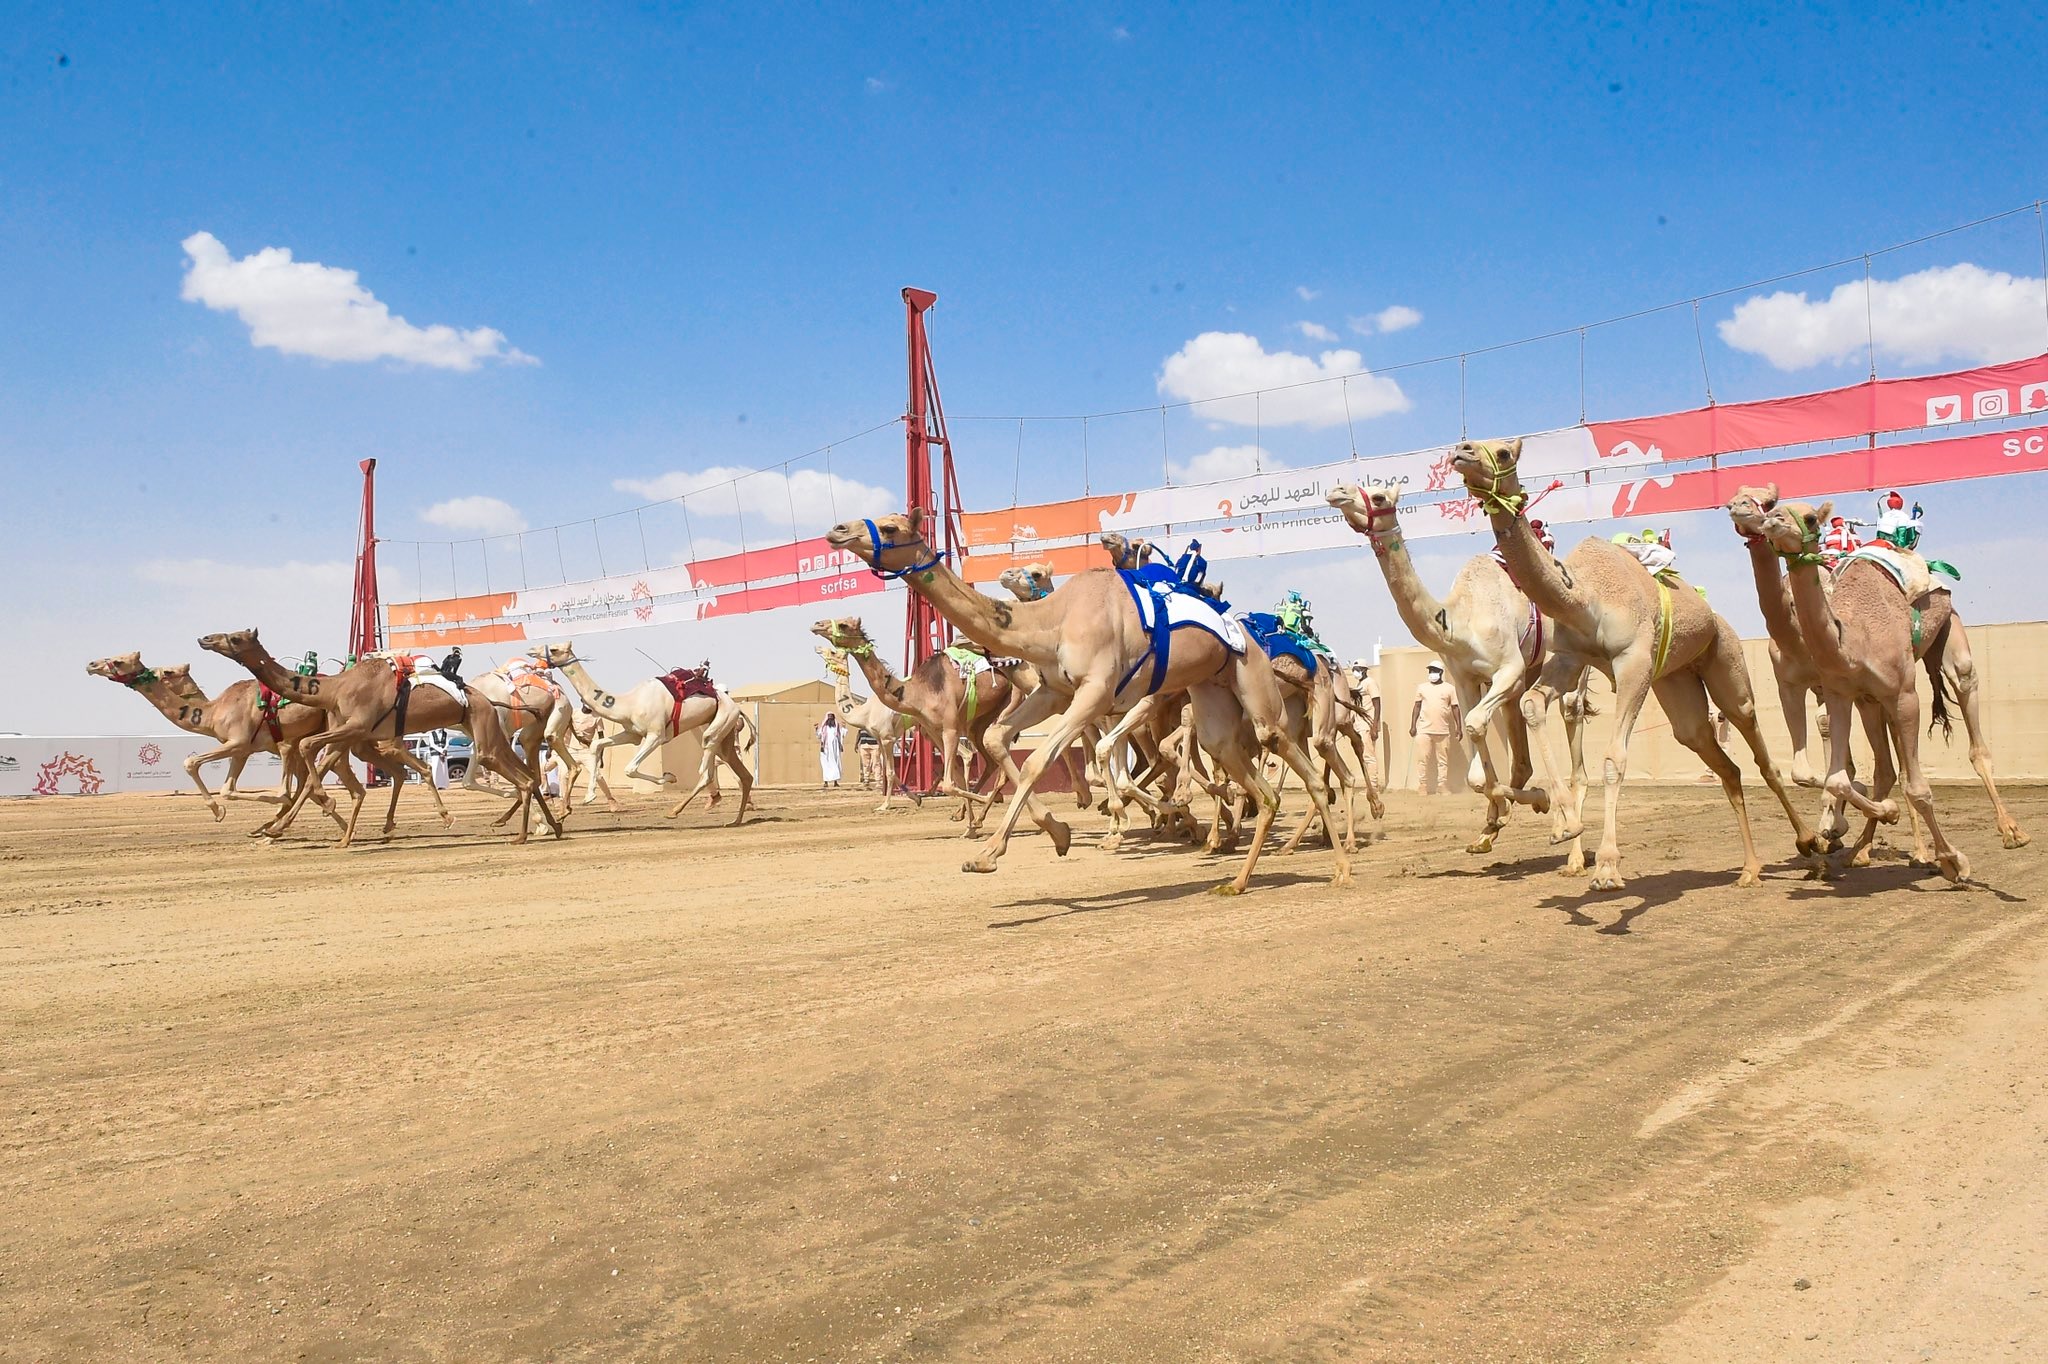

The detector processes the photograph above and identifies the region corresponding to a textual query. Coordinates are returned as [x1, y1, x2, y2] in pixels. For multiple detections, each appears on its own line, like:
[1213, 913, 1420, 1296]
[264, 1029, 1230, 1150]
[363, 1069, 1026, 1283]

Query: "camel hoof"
[440, 813, 455, 828]
[1551, 825, 1584, 846]
[1588, 871, 1626, 892]
[1938, 852, 1969, 883]
[1795, 835, 1823, 858]
[1527, 791, 1551, 816]
[1330, 868, 1354, 889]
[1369, 800, 1386, 821]
[2004, 827, 2030, 850]
[961, 856, 998, 874]
[1211, 882, 1245, 897]
[1101, 834, 1124, 853]
[210, 804, 227, 823]
[1849, 846, 1874, 868]
[1876, 800, 1901, 825]
[1046, 818, 1073, 857]
[1466, 838, 1496, 855]
[1736, 867, 1763, 888]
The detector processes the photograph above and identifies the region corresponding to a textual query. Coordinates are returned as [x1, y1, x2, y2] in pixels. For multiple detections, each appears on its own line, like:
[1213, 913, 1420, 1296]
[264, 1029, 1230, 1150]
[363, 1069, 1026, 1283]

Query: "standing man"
[1349, 660, 1383, 786]
[428, 728, 451, 790]
[1410, 661, 1460, 796]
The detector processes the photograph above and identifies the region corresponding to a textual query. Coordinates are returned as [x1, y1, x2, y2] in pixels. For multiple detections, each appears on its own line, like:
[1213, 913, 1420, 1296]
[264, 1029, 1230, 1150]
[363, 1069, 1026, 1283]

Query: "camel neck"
[848, 648, 906, 707]
[1488, 508, 1590, 629]
[236, 644, 334, 709]
[135, 677, 215, 734]
[1782, 561, 1852, 673]
[903, 559, 1061, 662]
[1367, 527, 1454, 652]
[558, 660, 629, 720]
[1745, 537, 1801, 649]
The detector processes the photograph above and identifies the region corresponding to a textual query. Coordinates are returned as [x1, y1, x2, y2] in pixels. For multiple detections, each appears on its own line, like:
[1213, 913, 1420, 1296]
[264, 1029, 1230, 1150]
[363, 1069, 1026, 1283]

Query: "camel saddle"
[255, 684, 290, 744]
[657, 666, 719, 733]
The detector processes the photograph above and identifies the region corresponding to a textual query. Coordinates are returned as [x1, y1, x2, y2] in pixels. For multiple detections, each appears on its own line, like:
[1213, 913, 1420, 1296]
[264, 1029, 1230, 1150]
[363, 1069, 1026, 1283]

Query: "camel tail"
[1922, 616, 1955, 741]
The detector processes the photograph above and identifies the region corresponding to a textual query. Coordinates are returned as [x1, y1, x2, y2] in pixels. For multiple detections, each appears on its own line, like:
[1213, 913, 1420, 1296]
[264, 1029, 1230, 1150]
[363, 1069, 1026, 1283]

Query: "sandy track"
[0, 782, 2041, 1362]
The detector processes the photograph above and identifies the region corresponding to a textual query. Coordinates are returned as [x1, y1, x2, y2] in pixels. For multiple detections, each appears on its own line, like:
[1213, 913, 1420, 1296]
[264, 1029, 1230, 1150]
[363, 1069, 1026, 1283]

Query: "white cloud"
[1718, 262, 2048, 371]
[137, 557, 352, 594]
[1157, 331, 1409, 428]
[1295, 320, 1339, 342]
[422, 496, 528, 536]
[1169, 444, 1281, 484]
[1110, 24, 1131, 40]
[179, 231, 537, 371]
[864, 76, 892, 93]
[612, 465, 896, 529]
[1350, 305, 1423, 335]
[1295, 285, 1320, 302]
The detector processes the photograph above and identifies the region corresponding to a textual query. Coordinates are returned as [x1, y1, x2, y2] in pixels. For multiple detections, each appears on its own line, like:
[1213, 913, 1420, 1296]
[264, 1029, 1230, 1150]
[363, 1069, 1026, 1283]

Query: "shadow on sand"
[989, 871, 1324, 928]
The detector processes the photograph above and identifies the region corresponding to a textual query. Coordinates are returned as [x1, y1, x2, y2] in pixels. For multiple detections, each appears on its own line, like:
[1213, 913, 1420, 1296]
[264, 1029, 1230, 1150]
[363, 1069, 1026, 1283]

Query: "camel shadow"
[1783, 859, 2028, 905]
[1532, 863, 1774, 934]
[989, 871, 1323, 928]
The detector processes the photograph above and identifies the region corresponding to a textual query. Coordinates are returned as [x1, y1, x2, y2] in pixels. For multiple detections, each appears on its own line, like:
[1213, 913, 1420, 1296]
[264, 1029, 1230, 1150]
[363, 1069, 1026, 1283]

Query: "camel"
[1756, 500, 1997, 882]
[823, 509, 1350, 894]
[457, 657, 589, 815]
[809, 617, 1017, 832]
[818, 642, 916, 812]
[1327, 481, 1563, 858]
[525, 643, 755, 825]
[200, 629, 561, 846]
[1450, 438, 1817, 890]
[1726, 487, 1830, 789]
[1733, 485, 2026, 858]
[85, 653, 348, 829]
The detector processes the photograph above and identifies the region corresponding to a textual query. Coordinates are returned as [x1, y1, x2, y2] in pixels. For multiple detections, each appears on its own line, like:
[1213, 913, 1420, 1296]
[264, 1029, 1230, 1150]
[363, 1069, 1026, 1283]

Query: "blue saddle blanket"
[1116, 570, 1245, 697]
[1239, 612, 1328, 674]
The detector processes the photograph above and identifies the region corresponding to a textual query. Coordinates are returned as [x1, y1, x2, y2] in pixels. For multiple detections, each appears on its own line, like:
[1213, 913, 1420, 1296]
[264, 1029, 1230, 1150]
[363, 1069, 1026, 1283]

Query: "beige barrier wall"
[1371, 618, 2048, 790]
[610, 679, 850, 790]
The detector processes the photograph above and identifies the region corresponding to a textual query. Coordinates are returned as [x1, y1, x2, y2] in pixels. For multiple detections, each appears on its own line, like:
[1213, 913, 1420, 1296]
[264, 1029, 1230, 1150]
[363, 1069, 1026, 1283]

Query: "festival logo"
[33, 752, 105, 795]
[631, 579, 655, 623]
[1605, 439, 1663, 461]
[137, 742, 164, 766]
[1435, 495, 1482, 523]
[1424, 451, 1458, 492]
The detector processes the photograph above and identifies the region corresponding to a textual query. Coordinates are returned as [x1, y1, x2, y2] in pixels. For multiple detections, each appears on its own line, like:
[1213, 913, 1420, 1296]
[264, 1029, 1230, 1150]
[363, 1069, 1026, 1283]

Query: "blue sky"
[6, 2, 2047, 731]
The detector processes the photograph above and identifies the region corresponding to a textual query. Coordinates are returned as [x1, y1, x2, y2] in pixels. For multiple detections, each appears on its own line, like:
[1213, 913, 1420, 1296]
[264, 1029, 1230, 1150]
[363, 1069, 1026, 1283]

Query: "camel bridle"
[860, 519, 944, 580]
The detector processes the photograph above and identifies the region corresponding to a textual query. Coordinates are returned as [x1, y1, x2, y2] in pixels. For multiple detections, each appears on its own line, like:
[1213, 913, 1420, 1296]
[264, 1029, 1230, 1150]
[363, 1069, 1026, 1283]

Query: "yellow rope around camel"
[1651, 580, 1676, 677]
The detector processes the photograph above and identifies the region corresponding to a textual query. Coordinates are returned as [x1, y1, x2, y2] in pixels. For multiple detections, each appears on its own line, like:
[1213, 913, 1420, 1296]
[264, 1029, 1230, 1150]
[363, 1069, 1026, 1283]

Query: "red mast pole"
[899, 288, 960, 794]
[348, 458, 383, 659]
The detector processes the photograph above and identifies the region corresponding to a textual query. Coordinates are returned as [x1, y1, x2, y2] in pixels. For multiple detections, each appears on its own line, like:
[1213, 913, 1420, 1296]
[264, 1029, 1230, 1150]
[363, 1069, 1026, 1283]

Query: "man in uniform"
[1410, 661, 1460, 796]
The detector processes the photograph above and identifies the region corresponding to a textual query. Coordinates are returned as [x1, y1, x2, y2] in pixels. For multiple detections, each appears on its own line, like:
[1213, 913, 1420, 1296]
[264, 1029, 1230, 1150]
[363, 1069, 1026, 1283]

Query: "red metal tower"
[898, 288, 964, 793]
[348, 457, 383, 658]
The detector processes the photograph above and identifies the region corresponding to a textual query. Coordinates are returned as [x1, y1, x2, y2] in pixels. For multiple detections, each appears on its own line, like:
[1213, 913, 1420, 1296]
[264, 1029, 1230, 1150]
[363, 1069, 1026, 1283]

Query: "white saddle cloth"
[1837, 543, 1935, 600]
[1135, 583, 1246, 653]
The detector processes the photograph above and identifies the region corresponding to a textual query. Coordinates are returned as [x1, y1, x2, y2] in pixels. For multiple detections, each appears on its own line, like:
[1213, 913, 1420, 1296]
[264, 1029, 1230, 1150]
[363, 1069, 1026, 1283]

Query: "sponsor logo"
[1604, 438, 1664, 461]
[1425, 451, 1458, 492]
[0, 754, 18, 772]
[1972, 389, 2010, 420]
[33, 751, 104, 795]
[2002, 432, 2047, 458]
[1925, 395, 1961, 425]
[136, 742, 164, 766]
[2022, 383, 2048, 415]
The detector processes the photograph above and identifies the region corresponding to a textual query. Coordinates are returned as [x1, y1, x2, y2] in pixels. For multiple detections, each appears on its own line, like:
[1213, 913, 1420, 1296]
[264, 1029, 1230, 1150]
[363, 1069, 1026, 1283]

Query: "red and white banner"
[0, 735, 244, 798]
[959, 352, 2048, 580]
[386, 535, 883, 650]
[379, 352, 2048, 638]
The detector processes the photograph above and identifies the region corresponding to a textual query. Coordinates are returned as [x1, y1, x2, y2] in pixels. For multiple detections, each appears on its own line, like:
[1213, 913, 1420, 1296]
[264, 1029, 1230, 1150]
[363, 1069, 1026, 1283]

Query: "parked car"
[367, 733, 471, 787]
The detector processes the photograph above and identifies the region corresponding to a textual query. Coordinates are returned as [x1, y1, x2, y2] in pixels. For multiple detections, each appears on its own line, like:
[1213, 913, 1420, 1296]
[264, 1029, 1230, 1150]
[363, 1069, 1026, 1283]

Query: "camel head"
[1325, 481, 1401, 535]
[1449, 438, 1526, 503]
[1725, 483, 1781, 540]
[198, 628, 262, 662]
[811, 616, 876, 655]
[528, 641, 579, 668]
[1758, 499, 1834, 559]
[815, 642, 851, 678]
[824, 509, 933, 577]
[86, 650, 145, 681]
[1098, 532, 1155, 571]
[998, 562, 1056, 601]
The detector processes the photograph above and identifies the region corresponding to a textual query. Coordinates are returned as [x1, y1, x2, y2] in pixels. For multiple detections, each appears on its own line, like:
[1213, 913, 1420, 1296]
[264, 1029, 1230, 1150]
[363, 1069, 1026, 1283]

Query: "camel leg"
[1888, 691, 1968, 883]
[181, 743, 240, 821]
[1454, 670, 1516, 855]
[979, 685, 1073, 848]
[1698, 638, 1821, 861]
[1943, 621, 2028, 849]
[1776, 670, 1821, 788]
[259, 731, 357, 839]
[1585, 653, 1655, 892]
[962, 685, 1101, 872]
[610, 728, 671, 787]
[1657, 676, 1768, 887]
[1521, 657, 1586, 874]
[1844, 699, 1901, 870]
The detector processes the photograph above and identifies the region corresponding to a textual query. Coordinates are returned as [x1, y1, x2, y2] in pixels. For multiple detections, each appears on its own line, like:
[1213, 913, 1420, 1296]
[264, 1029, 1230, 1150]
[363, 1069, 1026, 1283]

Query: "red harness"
[256, 685, 288, 745]
[656, 667, 719, 733]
